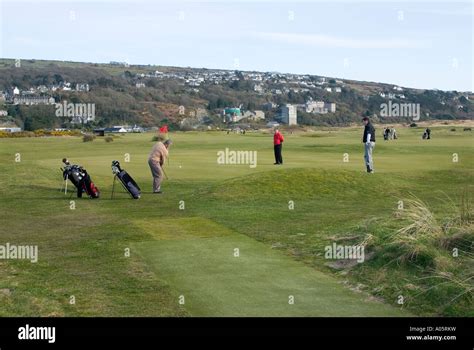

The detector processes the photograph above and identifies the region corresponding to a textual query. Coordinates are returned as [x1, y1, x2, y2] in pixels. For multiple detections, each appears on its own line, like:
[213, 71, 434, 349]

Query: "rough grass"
[340, 195, 474, 316]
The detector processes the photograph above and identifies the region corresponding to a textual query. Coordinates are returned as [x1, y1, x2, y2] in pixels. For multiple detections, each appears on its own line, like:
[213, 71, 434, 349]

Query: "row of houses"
[1, 83, 90, 106]
[379, 92, 406, 99]
[11, 96, 56, 105]
[253, 84, 342, 95]
[135, 67, 347, 92]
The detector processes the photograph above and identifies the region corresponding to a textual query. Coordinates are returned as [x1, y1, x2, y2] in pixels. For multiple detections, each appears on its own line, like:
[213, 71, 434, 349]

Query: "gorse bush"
[0, 129, 81, 138]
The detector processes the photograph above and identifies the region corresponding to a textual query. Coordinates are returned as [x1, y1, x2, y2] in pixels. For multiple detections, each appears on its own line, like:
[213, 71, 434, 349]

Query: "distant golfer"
[148, 136, 172, 194]
[384, 127, 390, 140]
[425, 128, 431, 140]
[273, 129, 284, 165]
[362, 117, 375, 173]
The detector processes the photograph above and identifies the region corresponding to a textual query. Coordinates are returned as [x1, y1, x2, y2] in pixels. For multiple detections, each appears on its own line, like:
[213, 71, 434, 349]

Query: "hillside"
[0, 58, 472, 130]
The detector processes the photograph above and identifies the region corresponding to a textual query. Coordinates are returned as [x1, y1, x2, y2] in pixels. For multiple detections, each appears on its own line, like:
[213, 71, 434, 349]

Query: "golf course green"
[0, 125, 472, 316]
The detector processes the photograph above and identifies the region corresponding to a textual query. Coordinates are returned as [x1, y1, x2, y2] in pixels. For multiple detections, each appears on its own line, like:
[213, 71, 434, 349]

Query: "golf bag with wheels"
[61, 158, 100, 199]
[111, 160, 141, 199]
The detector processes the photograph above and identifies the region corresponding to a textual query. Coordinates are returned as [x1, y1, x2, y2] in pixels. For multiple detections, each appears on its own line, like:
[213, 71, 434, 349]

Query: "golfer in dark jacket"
[273, 129, 284, 165]
[362, 117, 375, 173]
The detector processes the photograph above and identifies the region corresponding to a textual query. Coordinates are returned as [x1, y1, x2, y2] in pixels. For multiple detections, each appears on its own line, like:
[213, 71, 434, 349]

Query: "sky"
[0, 0, 472, 91]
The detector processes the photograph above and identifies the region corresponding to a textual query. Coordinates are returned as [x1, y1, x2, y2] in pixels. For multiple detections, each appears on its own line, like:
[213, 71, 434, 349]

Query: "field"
[0, 125, 472, 316]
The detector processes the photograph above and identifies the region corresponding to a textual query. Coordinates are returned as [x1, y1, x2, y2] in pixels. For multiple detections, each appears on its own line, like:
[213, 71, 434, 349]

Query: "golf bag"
[422, 132, 428, 140]
[61, 159, 100, 199]
[111, 160, 141, 199]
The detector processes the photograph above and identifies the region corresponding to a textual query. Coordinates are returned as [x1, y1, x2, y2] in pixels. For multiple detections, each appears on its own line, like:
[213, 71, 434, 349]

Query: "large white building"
[281, 104, 297, 125]
[305, 101, 336, 114]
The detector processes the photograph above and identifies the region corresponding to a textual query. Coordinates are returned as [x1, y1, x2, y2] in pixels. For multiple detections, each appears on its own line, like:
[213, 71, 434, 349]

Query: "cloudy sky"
[0, 0, 472, 91]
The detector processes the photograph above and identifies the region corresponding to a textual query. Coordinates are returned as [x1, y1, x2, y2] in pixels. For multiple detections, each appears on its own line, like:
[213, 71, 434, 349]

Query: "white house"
[0, 127, 21, 133]
[254, 84, 263, 93]
[105, 126, 128, 133]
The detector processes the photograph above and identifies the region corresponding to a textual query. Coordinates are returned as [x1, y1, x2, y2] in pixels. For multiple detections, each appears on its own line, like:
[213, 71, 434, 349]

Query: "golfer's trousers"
[148, 159, 164, 192]
[274, 144, 283, 164]
[364, 142, 375, 171]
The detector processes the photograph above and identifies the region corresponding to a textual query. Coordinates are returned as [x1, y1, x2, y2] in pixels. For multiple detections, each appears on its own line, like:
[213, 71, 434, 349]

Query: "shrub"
[463, 128, 471, 131]
[179, 125, 194, 132]
[0, 130, 81, 138]
[0, 131, 35, 138]
[104, 136, 114, 143]
[450, 128, 456, 132]
[34, 129, 50, 136]
[82, 134, 95, 142]
[51, 130, 82, 137]
[409, 123, 417, 127]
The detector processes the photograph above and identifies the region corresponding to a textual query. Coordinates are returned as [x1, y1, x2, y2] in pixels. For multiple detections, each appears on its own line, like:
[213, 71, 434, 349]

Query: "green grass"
[133, 232, 405, 316]
[0, 126, 472, 316]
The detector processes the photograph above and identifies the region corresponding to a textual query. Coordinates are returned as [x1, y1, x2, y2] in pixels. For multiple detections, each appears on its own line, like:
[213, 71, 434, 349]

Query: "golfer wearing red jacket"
[273, 129, 284, 165]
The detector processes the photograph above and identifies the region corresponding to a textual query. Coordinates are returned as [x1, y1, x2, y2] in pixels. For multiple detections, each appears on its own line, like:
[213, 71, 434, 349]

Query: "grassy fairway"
[0, 126, 472, 316]
[132, 225, 405, 316]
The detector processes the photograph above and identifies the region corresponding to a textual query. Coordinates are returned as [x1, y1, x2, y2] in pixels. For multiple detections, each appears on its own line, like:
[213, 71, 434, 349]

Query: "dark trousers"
[274, 144, 283, 164]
